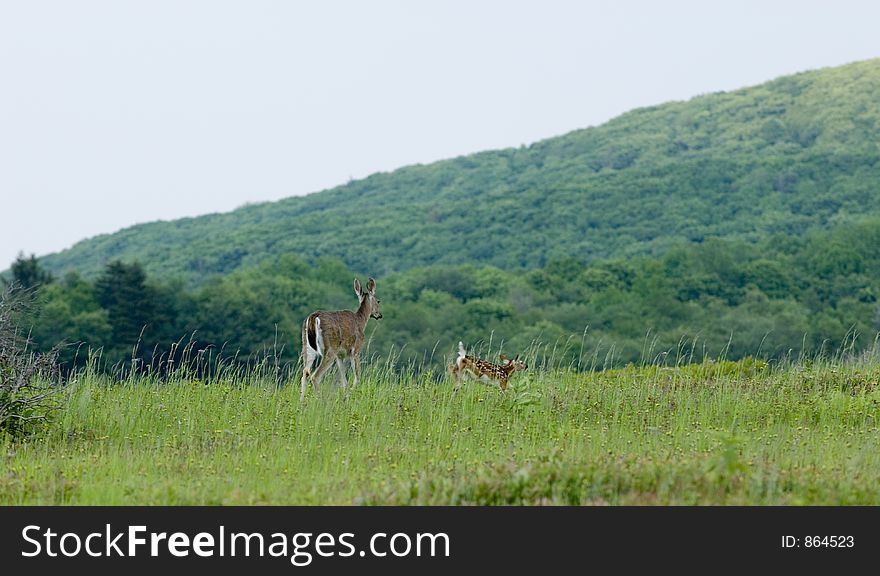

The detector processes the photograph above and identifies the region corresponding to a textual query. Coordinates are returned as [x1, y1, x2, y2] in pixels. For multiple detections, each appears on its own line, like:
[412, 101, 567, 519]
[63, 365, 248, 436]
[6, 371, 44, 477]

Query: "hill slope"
[39, 59, 880, 283]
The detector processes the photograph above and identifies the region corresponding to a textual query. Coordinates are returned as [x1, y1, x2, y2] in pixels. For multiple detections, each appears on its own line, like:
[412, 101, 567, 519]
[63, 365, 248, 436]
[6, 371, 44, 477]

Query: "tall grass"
[2, 341, 879, 504]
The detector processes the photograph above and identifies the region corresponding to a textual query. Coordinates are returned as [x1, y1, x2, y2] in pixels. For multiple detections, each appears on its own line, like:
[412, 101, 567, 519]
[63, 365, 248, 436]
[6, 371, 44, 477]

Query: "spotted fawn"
[449, 341, 527, 392]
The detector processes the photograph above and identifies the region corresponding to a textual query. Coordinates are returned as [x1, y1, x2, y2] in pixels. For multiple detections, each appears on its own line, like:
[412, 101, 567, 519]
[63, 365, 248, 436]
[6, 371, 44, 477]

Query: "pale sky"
[2, 0, 880, 270]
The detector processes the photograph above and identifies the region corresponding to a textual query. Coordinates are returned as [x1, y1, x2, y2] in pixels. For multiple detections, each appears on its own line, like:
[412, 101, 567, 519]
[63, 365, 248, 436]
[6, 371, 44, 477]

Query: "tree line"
[5, 219, 880, 376]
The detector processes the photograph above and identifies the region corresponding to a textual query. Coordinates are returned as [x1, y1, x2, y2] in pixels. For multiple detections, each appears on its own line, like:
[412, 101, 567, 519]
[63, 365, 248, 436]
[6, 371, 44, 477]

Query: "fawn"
[449, 341, 527, 392]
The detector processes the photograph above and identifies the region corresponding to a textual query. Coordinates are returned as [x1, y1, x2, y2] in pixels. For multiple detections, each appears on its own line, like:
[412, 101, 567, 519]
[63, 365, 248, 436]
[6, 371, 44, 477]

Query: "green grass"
[2, 358, 879, 505]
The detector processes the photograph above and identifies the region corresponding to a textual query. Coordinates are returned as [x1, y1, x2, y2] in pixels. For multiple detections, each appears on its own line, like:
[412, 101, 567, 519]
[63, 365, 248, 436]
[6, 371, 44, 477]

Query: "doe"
[300, 277, 382, 399]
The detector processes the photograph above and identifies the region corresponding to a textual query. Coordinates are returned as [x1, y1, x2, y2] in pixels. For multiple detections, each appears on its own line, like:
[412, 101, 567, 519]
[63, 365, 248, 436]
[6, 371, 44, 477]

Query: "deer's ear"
[499, 354, 510, 361]
[354, 278, 362, 296]
[367, 277, 376, 294]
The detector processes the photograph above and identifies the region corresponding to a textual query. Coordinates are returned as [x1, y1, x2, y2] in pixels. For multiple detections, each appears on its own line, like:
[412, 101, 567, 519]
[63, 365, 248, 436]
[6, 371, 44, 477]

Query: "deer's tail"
[304, 313, 323, 356]
[314, 317, 324, 356]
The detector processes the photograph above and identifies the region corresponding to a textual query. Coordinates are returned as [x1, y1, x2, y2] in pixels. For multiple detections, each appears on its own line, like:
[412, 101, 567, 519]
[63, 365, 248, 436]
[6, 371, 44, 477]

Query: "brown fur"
[304, 308, 368, 358]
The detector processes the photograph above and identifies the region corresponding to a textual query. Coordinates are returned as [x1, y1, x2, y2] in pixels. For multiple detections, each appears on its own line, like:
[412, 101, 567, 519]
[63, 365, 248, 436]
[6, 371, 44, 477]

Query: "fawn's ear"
[354, 278, 362, 296]
[500, 354, 510, 361]
[367, 277, 376, 295]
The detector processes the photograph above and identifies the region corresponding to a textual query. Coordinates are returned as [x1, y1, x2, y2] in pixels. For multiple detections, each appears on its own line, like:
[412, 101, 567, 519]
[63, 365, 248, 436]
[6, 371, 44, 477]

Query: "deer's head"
[355, 277, 382, 320]
[499, 354, 527, 372]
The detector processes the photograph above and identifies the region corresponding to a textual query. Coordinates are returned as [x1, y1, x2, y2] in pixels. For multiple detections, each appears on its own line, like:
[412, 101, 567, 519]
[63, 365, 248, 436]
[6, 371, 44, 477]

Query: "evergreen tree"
[94, 261, 157, 358]
[3, 253, 53, 291]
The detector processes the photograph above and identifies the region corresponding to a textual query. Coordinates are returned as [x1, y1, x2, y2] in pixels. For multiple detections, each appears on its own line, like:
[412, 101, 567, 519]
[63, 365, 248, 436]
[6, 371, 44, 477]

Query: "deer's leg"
[350, 356, 361, 388]
[300, 346, 318, 400]
[310, 350, 337, 390]
[335, 357, 349, 390]
[450, 365, 463, 393]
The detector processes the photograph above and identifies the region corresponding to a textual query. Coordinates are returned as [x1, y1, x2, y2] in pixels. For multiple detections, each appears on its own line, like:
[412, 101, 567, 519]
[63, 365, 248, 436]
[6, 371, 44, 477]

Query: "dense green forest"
[6, 218, 879, 374]
[31, 58, 880, 285]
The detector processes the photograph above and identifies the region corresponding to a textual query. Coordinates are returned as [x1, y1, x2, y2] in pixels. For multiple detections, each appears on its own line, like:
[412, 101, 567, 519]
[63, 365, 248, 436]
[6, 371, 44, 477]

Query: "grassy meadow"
[3, 347, 880, 506]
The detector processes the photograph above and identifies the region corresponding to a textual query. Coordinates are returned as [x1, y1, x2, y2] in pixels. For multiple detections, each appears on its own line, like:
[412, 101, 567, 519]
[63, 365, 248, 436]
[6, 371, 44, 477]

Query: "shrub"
[0, 285, 60, 438]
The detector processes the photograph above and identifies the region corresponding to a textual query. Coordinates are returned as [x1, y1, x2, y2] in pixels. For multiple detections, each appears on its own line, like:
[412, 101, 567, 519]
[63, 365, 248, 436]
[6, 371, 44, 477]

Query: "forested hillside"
[34, 58, 880, 284]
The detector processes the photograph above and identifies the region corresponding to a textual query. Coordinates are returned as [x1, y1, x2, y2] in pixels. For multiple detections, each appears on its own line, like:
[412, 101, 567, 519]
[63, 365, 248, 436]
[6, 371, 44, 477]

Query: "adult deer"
[300, 277, 382, 399]
[449, 341, 528, 392]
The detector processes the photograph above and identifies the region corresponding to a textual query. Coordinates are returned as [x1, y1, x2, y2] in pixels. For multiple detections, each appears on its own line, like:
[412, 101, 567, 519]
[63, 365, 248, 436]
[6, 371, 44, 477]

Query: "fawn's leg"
[449, 365, 463, 393]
